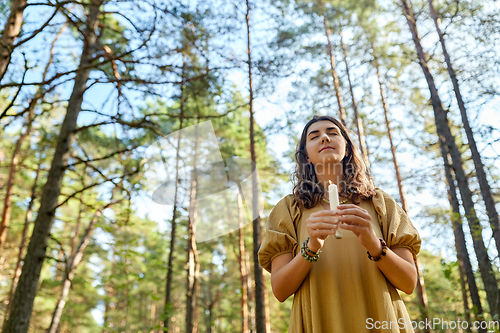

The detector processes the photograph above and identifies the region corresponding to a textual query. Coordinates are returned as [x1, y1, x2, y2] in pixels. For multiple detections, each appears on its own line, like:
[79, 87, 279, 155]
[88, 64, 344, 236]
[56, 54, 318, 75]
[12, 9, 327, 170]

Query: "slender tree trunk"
[163, 112, 184, 331]
[3, 1, 102, 331]
[2, 163, 40, 329]
[48, 200, 118, 333]
[0, 96, 36, 250]
[372, 47, 432, 329]
[0, 0, 27, 82]
[415, 257, 432, 333]
[428, 0, 500, 257]
[0, 22, 65, 252]
[440, 140, 485, 331]
[456, 257, 472, 333]
[150, 285, 157, 333]
[321, 11, 347, 126]
[237, 193, 250, 333]
[339, 29, 369, 169]
[373, 49, 407, 213]
[400, 0, 500, 319]
[204, 262, 219, 333]
[245, 1, 266, 332]
[245, 250, 256, 333]
[186, 120, 200, 333]
[70, 173, 87, 257]
[54, 222, 68, 282]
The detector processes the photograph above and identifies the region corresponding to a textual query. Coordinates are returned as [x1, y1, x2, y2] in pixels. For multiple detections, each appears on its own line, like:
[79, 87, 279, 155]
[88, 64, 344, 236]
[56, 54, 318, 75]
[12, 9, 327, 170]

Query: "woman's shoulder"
[367, 188, 403, 216]
[272, 194, 302, 213]
[370, 187, 397, 204]
[264, 194, 302, 232]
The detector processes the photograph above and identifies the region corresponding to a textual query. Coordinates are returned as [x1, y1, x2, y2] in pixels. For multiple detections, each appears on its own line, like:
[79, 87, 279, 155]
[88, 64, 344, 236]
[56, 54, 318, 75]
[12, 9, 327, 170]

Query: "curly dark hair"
[292, 115, 375, 209]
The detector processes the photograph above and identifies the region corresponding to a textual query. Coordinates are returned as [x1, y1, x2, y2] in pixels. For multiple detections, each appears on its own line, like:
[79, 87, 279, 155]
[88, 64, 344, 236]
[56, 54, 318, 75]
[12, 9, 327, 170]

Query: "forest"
[0, 0, 499, 332]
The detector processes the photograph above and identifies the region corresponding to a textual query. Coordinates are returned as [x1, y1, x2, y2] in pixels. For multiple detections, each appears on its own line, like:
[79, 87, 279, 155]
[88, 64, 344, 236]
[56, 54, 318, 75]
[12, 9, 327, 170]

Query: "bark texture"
[3, 1, 102, 331]
[401, 0, 500, 318]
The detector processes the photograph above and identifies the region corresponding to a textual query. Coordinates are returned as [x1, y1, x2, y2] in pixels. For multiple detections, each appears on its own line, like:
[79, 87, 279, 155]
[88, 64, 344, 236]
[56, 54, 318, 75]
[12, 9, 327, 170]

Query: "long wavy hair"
[292, 115, 375, 209]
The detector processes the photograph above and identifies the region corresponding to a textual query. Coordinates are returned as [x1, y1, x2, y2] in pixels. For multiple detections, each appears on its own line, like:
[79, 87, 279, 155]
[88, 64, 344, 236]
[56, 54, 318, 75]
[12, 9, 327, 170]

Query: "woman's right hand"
[305, 210, 339, 252]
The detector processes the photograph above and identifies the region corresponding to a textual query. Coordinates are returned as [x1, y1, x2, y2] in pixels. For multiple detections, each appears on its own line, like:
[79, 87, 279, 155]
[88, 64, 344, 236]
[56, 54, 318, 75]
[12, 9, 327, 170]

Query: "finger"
[339, 223, 367, 233]
[313, 231, 337, 239]
[308, 222, 338, 230]
[337, 208, 370, 219]
[307, 217, 340, 225]
[337, 205, 368, 214]
[337, 204, 359, 209]
[315, 229, 337, 235]
[307, 215, 340, 222]
[310, 210, 337, 217]
[337, 215, 370, 227]
[337, 205, 369, 217]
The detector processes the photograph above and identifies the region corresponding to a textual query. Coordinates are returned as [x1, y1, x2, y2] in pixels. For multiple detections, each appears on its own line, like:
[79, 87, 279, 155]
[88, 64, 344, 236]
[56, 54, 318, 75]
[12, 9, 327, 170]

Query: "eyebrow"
[307, 127, 339, 137]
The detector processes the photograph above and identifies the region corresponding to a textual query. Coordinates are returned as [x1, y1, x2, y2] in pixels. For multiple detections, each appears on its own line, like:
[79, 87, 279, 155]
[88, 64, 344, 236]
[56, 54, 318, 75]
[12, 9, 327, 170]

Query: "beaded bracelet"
[367, 238, 388, 262]
[301, 237, 321, 262]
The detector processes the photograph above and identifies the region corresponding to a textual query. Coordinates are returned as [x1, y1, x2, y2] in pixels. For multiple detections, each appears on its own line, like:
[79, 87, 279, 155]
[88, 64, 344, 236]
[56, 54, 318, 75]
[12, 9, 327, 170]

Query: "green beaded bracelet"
[301, 237, 321, 262]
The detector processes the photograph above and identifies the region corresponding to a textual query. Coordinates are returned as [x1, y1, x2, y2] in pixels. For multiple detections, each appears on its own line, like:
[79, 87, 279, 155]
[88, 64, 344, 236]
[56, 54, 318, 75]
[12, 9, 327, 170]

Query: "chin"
[319, 155, 343, 166]
[323, 153, 342, 161]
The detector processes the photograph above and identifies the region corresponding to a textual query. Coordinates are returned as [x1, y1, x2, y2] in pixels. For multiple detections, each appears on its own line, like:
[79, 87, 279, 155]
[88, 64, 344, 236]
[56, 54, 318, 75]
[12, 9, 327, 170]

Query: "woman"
[258, 115, 421, 332]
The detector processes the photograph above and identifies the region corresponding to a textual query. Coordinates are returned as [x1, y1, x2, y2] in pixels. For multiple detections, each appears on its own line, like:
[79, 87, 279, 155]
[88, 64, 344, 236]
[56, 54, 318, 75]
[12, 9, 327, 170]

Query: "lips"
[320, 147, 334, 152]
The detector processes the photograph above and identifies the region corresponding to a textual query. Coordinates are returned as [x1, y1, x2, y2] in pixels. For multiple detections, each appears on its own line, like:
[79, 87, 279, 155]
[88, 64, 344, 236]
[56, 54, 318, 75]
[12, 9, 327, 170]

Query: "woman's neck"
[314, 162, 343, 201]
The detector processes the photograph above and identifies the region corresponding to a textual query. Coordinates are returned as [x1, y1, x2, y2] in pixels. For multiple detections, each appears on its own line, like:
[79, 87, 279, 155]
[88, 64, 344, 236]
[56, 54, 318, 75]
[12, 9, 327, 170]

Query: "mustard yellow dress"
[258, 188, 421, 333]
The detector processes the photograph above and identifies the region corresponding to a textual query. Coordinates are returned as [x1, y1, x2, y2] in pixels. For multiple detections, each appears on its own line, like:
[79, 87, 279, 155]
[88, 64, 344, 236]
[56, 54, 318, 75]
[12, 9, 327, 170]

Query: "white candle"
[328, 181, 342, 239]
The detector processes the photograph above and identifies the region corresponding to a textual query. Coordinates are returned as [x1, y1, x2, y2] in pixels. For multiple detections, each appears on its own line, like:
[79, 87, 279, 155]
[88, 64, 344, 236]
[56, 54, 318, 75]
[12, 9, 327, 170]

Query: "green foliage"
[402, 250, 465, 325]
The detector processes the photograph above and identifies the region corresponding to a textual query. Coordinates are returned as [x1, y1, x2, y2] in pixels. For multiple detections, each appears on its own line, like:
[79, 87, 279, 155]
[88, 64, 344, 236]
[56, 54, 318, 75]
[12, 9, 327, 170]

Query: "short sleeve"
[372, 189, 421, 261]
[258, 195, 301, 273]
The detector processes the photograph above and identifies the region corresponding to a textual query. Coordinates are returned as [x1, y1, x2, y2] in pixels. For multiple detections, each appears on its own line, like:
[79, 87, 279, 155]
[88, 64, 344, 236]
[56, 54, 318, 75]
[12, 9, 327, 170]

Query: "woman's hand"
[305, 210, 339, 252]
[336, 204, 382, 257]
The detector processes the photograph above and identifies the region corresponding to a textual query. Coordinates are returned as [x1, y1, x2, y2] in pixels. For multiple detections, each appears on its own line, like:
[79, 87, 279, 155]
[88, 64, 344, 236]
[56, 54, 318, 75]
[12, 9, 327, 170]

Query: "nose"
[321, 132, 331, 143]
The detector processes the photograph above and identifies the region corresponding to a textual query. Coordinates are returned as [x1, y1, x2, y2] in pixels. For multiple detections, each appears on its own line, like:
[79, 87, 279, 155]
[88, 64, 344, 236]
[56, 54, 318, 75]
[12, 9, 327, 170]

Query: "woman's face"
[305, 120, 347, 167]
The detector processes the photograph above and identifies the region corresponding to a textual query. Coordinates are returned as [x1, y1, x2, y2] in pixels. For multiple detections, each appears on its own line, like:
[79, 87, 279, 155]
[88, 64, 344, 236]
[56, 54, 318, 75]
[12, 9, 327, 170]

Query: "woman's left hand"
[336, 204, 381, 254]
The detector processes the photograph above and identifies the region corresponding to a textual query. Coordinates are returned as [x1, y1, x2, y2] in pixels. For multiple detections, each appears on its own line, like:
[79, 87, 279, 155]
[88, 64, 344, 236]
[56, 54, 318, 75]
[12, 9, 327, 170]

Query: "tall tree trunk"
[70, 173, 87, 257]
[54, 222, 68, 281]
[163, 111, 184, 331]
[373, 47, 431, 331]
[339, 28, 369, 169]
[321, 10, 347, 126]
[48, 200, 118, 333]
[428, 0, 500, 257]
[456, 258, 472, 333]
[0, 21, 65, 252]
[186, 119, 200, 333]
[372, 48, 407, 213]
[150, 285, 157, 333]
[440, 139, 485, 331]
[400, 0, 500, 319]
[237, 193, 250, 333]
[0, 0, 27, 82]
[2, 163, 40, 329]
[245, 1, 266, 332]
[0, 108, 32, 249]
[3, 1, 102, 331]
[204, 262, 219, 333]
[185, 225, 200, 333]
[245, 250, 256, 332]
[415, 258, 432, 333]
